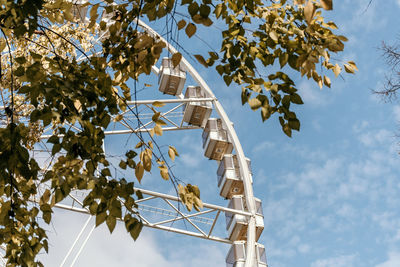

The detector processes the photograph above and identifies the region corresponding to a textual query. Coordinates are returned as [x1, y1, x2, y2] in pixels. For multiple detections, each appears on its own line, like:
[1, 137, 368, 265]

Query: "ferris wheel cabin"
[202, 118, 233, 161]
[182, 86, 212, 127]
[217, 154, 252, 199]
[225, 241, 267, 267]
[225, 195, 264, 241]
[158, 57, 186, 96]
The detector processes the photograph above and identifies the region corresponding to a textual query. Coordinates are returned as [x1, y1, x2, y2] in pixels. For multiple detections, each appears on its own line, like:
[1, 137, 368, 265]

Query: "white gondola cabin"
[182, 86, 212, 127]
[226, 241, 267, 267]
[202, 118, 233, 161]
[225, 195, 264, 241]
[217, 154, 252, 199]
[158, 57, 186, 96]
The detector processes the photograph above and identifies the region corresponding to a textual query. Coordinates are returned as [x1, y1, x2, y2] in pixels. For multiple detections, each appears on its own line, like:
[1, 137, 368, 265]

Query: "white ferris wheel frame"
[0, 19, 261, 267]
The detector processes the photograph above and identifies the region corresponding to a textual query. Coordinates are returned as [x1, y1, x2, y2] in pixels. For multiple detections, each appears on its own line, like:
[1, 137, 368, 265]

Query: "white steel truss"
[0, 19, 263, 267]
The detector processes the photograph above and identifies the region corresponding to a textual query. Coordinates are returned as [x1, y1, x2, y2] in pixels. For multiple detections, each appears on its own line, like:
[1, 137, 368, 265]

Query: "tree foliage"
[375, 40, 400, 102]
[0, 0, 355, 265]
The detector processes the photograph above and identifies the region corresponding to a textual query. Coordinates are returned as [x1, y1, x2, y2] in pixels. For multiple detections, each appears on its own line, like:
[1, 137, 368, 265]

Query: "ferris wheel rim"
[0, 17, 263, 267]
[135, 19, 258, 267]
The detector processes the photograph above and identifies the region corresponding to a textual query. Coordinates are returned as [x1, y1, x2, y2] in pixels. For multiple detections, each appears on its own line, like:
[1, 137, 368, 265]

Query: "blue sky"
[37, 1, 400, 266]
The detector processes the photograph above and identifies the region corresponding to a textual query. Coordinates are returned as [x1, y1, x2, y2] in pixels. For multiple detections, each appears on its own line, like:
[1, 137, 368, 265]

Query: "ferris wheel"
[0, 5, 267, 267]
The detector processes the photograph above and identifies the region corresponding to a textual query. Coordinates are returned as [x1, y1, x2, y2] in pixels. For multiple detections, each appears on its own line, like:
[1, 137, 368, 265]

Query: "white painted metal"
[49, 187, 253, 244]
[182, 86, 212, 127]
[12, 17, 263, 267]
[0, 245, 6, 266]
[158, 57, 186, 95]
[136, 19, 260, 267]
[217, 154, 253, 199]
[60, 216, 92, 267]
[226, 241, 267, 267]
[202, 118, 234, 160]
[225, 196, 264, 242]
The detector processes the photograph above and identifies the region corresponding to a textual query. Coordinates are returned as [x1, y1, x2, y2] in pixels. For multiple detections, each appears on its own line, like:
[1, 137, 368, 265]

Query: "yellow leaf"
[320, 0, 333, 10]
[148, 141, 153, 149]
[193, 197, 203, 211]
[344, 64, 355, 74]
[154, 124, 163, 136]
[114, 114, 123, 122]
[89, 3, 99, 18]
[155, 119, 167, 126]
[170, 146, 179, 157]
[135, 163, 144, 183]
[304, 1, 316, 24]
[152, 101, 165, 107]
[248, 98, 262, 110]
[168, 146, 175, 161]
[0, 38, 6, 52]
[269, 30, 278, 42]
[159, 166, 169, 180]
[135, 141, 144, 149]
[171, 52, 182, 68]
[318, 79, 323, 89]
[142, 152, 152, 172]
[177, 19, 186, 30]
[185, 23, 196, 38]
[333, 63, 341, 77]
[194, 54, 208, 68]
[348, 61, 358, 71]
[323, 75, 331, 88]
[74, 100, 82, 112]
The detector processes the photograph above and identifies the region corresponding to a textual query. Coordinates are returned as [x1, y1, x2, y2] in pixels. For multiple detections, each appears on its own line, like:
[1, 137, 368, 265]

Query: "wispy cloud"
[311, 254, 357, 267]
[376, 251, 400, 267]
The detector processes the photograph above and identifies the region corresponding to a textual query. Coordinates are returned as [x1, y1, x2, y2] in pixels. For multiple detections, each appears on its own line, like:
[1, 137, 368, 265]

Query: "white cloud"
[39, 210, 226, 267]
[252, 141, 275, 154]
[393, 105, 400, 122]
[358, 129, 392, 147]
[298, 244, 311, 254]
[298, 81, 329, 107]
[376, 251, 400, 267]
[311, 254, 356, 267]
